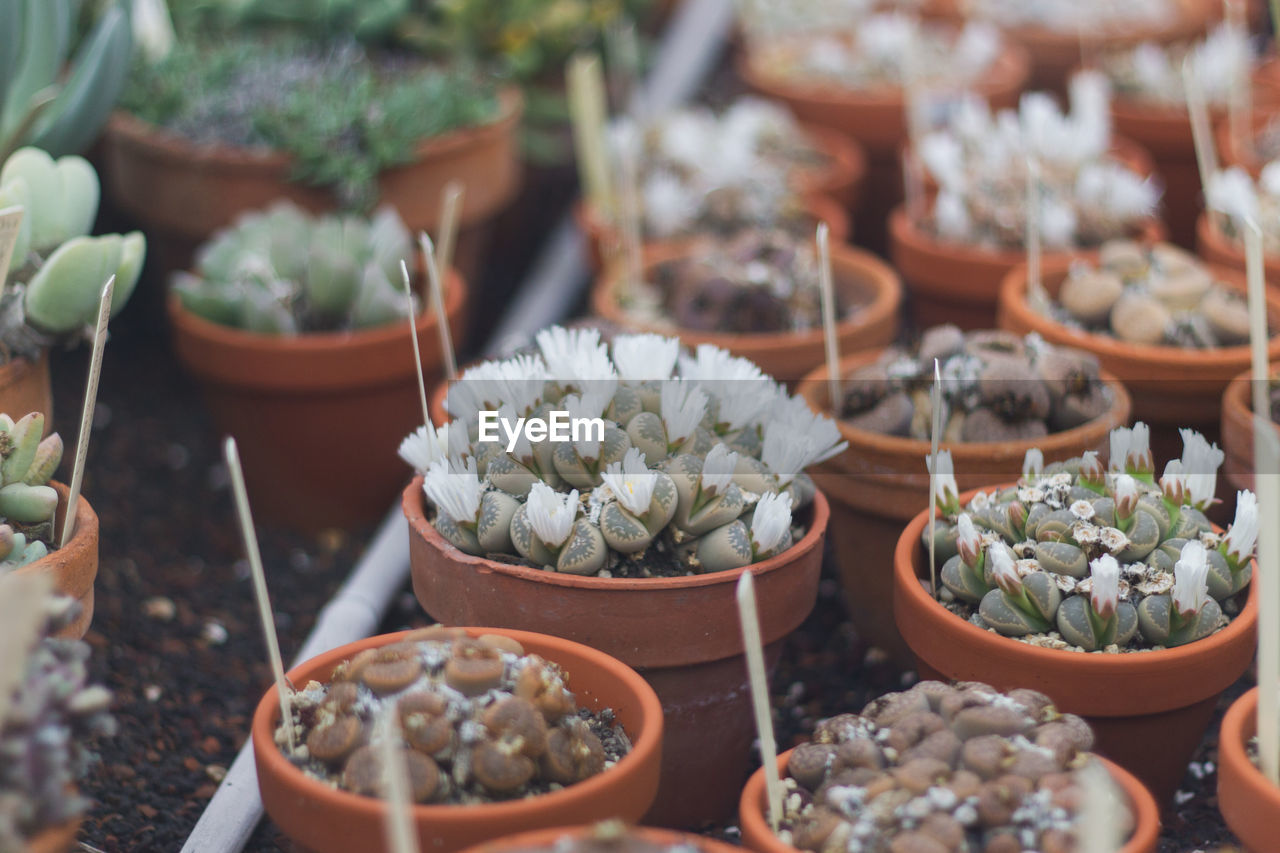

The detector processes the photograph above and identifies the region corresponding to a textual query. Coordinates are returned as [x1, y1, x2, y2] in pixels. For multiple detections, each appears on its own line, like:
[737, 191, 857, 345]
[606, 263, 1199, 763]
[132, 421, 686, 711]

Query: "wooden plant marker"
[400, 261, 432, 428]
[379, 703, 420, 853]
[816, 222, 840, 415]
[0, 206, 23, 291]
[927, 360, 943, 599]
[418, 233, 457, 383]
[436, 182, 465, 288]
[605, 17, 641, 120]
[1025, 157, 1049, 310]
[224, 436, 295, 752]
[567, 53, 613, 218]
[1244, 217, 1280, 783]
[0, 572, 53, 727]
[1183, 56, 1221, 229]
[1077, 759, 1123, 853]
[60, 276, 114, 548]
[737, 571, 783, 833]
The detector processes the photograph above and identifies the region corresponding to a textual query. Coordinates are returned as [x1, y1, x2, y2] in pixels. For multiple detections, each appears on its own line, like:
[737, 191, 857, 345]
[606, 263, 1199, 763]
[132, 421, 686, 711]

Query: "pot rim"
[402, 476, 830, 593]
[251, 627, 664, 824]
[1218, 687, 1280, 814]
[1196, 210, 1280, 272]
[457, 824, 743, 853]
[738, 747, 1160, 853]
[11, 480, 98, 584]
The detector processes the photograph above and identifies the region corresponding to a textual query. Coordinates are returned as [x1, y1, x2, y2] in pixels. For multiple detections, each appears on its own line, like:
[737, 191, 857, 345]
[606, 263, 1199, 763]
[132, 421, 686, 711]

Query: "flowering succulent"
[1101, 23, 1252, 107]
[401, 328, 845, 576]
[917, 72, 1160, 250]
[0, 594, 115, 848]
[172, 201, 415, 334]
[0, 412, 64, 575]
[1206, 164, 1280, 255]
[928, 423, 1253, 650]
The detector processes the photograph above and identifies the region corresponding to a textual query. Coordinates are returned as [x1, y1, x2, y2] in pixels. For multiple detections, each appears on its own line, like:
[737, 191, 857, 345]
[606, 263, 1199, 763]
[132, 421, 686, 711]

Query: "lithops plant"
[928, 422, 1255, 650]
[1042, 240, 1257, 347]
[839, 327, 1114, 441]
[917, 71, 1160, 250]
[1100, 22, 1251, 107]
[775, 680, 1133, 853]
[400, 328, 844, 577]
[0, 411, 63, 575]
[0, 594, 116, 849]
[171, 201, 415, 334]
[0, 147, 144, 364]
[279, 627, 629, 802]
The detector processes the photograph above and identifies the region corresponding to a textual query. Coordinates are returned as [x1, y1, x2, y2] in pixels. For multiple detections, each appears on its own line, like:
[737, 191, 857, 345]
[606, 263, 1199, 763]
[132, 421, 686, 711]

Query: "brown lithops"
[306, 715, 363, 764]
[471, 740, 536, 794]
[483, 697, 549, 759]
[399, 692, 454, 755]
[542, 719, 607, 784]
[477, 634, 525, 656]
[340, 745, 442, 803]
[358, 646, 424, 695]
[444, 639, 506, 696]
[1059, 268, 1123, 324]
[513, 657, 576, 722]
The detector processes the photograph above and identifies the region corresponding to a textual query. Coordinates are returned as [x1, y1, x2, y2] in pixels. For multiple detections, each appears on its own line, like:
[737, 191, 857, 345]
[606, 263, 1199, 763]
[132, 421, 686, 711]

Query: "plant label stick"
[400, 260, 432, 428]
[61, 276, 114, 549]
[737, 571, 783, 832]
[436, 181, 465, 286]
[1025, 157, 1048, 309]
[0, 206, 23, 291]
[1183, 57, 1220, 220]
[1245, 218, 1270, 417]
[0, 573, 53, 727]
[928, 360, 943, 599]
[224, 436, 295, 753]
[567, 53, 613, 216]
[418, 233, 457, 382]
[379, 704, 420, 853]
[816, 223, 841, 415]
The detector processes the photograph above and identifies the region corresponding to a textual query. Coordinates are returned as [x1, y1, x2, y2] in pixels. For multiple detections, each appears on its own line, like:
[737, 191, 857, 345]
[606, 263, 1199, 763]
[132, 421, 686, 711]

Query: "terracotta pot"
[738, 748, 1160, 853]
[403, 480, 829, 827]
[793, 125, 867, 210]
[889, 206, 1167, 331]
[24, 815, 83, 853]
[168, 268, 467, 532]
[1220, 364, 1280, 492]
[893, 489, 1258, 808]
[795, 351, 1131, 666]
[1197, 210, 1280, 284]
[0, 352, 52, 429]
[590, 241, 901, 384]
[998, 256, 1280, 433]
[459, 825, 742, 853]
[252, 627, 664, 853]
[1217, 687, 1280, 853]
[12, 482, 99, 640]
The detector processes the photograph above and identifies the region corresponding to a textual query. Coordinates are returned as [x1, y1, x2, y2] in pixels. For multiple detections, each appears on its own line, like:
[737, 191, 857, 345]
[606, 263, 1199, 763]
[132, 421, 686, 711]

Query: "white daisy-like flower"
[760, 395, 848, 482]
[1172, 539, 1210, 617]
[661, 380, 709, 447]
[611, 333, 680, 382]
[679, 344, 780, 431]
[399, 422, 451, 473]
[1089, 554, 1120, 620]
[1206, 167, 1260, 222]
[1223, 490, 1258, 568]
[956, 513, 982, 566]
[601, 448, 656, 516]
[1080, 450, 1105, 483]
[526, 481, 579, 549]
[561, 387, 612, 460]
[1113, 473, 1140, 520]
[1022, 448, 1044, 479]
[1160, 459, 1186, 505]
[989, 545, 1022, 594]
[497, 403, 532, 462]
[423, 456, 483, 527]
[751, 491, 793, 556]
[1179, 428, 1225, 511]
[700, 443, 740, 496]
[926, 450, 960, 511]
[536, 326, 617, 384]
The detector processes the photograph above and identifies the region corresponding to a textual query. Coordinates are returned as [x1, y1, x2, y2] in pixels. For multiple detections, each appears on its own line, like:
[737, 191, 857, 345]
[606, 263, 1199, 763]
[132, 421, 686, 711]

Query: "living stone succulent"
[400, 328, 845, 577]
[172, 201, 415, 334]
[917, 71, 1160, 251]
[1101, 22, 1251, 108]
[0, 147, 144, 363]
[0, 594, 116, 849]
[776, 680, 1131, 853]
[0, 411, 63, 575]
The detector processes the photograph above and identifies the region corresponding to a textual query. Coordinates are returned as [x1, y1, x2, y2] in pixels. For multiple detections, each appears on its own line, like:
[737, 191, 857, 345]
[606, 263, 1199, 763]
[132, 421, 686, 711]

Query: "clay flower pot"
[1217, 687, 1280, 853]
[24, 815, 84, 853]
[1216, 105, 1280, 177]
[795, 352, 1131, 665]
[1220, 364, 1280, 492]
[12, 481, 99, 641]
[591, 242, 901, 384]
[892, 489, 1258, 808]
[738, 748, 1160, 853]
[252, 627, 663, 853]
[1196, 210, 1280, 283]
[889, 204, 1167, 332]
[403, 479, 829, 828]
[168, 269, 466, 532]
[459, 825, 742, 853]
[998, 257, 1280, 432]
[0, 352, 52, 430]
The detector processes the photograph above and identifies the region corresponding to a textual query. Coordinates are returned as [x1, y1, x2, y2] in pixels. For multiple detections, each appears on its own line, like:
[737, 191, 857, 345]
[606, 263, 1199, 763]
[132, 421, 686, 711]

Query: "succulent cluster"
[0, 412, 63, 576]
[746, 14, 1001, 92]
[778, 680, 1127, 853]
[0, 147, 144, 362]
[926, 423, 1255, 651]
[1205, 164, 1280, 255]
[917, 72, 1160, 251]
[0, 594, 115, 848]
[839, 327, 1112, 442]
[281, 627, 627, 802]
[1101, 23, 1251, 107]
[173, 202, 416, 334]
[401, 327, 845, 576]
[1044, 240, 1254, 347]
[966, 0, 1170, 32]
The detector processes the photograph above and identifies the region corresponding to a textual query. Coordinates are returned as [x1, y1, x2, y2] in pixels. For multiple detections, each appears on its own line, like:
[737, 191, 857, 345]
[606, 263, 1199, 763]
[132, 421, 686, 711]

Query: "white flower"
[1206, 167, 1259, 222]
[679, 344, 779, 431]
[448, 354, 548, 422]
[956, 513, 981, 565]
[989, 545, 1022, 594]
[1160, 459, 1186, 504]
[1113, 473, 1140, 519]
[759, 395, 847, 483]
[1108, 422, 1150, 473]
[1223, 490, 1258, 567]
[926, 450, 959, 510]
[701, 443, 740, 495]
[1172, 540, 1210, 617]
[1262, 161, 1280, 200]
[536, 326, 617, 384]
[601, 448, 656, 516]
[1022, 448, 1044, 479]
[661, 380, 709, 446]
[612, 334, 680, 382]
[1080, 450, 1105, 482]
[751, 491, 793, 555]
[423, 456, 482, 527]
[560, 388, 612, 460]
[526, 481, 579, 548]
[399, 422, 452, 473]
[1179, 428, 1225, 510]
[497, 403, 532, 461]
[1089, 554, 1120, 620]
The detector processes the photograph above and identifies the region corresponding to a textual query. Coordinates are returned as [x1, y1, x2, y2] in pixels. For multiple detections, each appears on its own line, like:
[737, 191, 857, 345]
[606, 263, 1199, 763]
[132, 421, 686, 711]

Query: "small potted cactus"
[0, 147, 145, 422]
[0, 592, 116, 852]
[893, 423, 1258, 806]
[1196, 164, 1280, 283]
[998, 240, 1280, 435]
[796, 326, 1131, 665]
[738, 680, 1161, 853]
[891, 71, 1164, 330]
[252, 626, 663, 853]
[590, 227, 902, 382]
[1216, 686, 1280, 852]
[168, 201, 466, 531]
[400, 327, 840, 825]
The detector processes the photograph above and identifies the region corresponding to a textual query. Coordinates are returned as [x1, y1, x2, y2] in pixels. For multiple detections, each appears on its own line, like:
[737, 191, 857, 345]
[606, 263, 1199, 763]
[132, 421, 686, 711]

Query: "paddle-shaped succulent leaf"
[23, 231, 144, 333]
[0, 148, 98, 251]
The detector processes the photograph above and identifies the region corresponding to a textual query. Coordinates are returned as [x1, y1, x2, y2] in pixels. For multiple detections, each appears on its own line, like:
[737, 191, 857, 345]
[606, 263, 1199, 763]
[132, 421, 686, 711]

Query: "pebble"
[143, 597, 176, 621]
[202, 620, 229, 645]
[1059, 269, 1122, 324]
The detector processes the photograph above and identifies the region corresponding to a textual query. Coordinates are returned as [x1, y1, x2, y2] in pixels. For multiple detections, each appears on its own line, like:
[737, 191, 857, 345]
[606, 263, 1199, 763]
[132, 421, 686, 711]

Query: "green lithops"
[400, 328, 846, 577]
[0, 411, 63, 575]
[927, 422, 1256, 651]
